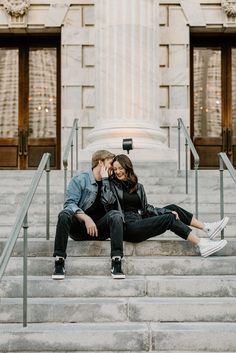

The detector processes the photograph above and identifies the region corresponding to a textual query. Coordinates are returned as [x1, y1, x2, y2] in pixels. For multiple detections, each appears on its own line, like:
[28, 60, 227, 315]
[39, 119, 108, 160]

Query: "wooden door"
[191, 35, 236, 168]
[0, 35, 60, 169]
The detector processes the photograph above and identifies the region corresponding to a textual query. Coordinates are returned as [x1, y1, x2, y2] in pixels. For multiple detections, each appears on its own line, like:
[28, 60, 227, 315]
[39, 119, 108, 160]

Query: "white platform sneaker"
[198, 238, 227, 257]
[203, 217, 229, 239]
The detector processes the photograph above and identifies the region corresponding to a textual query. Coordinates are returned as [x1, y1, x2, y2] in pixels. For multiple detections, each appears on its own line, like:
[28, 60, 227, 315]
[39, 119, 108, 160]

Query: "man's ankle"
[55, 256, 64, 261]
[112, 256, 121, 261]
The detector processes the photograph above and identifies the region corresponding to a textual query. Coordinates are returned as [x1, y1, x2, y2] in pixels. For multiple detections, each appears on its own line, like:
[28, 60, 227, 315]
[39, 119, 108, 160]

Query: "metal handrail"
[0, 153, 51, 327]
[218, 152, 236, 239]
[177, 117, 200, 218]
[63, 118, 79, 196]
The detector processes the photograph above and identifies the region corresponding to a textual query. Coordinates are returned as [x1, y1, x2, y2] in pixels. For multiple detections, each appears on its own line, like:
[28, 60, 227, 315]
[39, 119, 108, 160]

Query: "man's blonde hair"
[91, 150, 115, 169]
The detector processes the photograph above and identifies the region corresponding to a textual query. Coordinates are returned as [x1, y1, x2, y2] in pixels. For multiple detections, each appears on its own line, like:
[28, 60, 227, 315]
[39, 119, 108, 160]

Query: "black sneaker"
[111, 257, 125, 279]
[52, 257, 65, 280]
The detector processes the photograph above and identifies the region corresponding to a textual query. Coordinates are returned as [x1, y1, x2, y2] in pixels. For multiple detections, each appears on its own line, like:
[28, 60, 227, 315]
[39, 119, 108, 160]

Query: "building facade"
[0, 0, 236, 169]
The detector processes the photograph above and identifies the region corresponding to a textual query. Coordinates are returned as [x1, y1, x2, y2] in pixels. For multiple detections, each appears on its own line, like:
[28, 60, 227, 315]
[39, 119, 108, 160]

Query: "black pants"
[123, 204, 193, 243]
[53, 209, 124, 258]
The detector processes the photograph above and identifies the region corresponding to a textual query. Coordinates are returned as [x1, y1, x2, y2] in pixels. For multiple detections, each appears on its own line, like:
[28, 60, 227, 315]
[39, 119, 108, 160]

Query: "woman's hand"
[172, 211, 179, 220]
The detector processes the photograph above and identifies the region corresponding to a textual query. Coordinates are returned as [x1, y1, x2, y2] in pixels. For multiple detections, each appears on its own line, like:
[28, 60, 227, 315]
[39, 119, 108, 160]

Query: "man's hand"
[100, 164, 109, 178]
[76, 213, 98, 237]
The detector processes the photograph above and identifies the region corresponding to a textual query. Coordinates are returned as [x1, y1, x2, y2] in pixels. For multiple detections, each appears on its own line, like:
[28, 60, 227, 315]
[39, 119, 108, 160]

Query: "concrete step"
[1, 218, 235, 239]
[1, 322, 236, 352]
[1, 238, 235, 258]
[0, 322, 149, 352]
[4, 256, 236, 277]
[151, 322, 236, 351]
[2, 190, 236, 206]
[1, 275, 236, 298]
[1, 297, 236, 323]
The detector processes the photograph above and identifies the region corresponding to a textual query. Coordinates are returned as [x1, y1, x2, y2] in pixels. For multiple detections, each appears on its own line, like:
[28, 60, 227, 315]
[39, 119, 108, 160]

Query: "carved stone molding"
[222, 0, 236, 17]
[3, 0, 30, 18]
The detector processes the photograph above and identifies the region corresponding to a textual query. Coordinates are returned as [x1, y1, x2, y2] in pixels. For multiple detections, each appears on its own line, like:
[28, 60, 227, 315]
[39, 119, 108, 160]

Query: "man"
[52, 150, 125, 280]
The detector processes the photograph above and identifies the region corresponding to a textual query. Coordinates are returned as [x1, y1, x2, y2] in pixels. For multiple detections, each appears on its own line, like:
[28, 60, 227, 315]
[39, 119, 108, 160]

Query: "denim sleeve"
[64, 176, 84, 214]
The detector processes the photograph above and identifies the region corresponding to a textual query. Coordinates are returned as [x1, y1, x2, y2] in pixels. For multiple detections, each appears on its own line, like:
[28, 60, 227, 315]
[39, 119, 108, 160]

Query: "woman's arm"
[139, 183, 173, 216]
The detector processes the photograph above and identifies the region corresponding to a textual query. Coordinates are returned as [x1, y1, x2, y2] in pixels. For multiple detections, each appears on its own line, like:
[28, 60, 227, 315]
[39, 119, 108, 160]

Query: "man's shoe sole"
[111, 273, 126, 279]
[201, 239, 227, 257]
[209, 217, 229, 239]
[52, 274, 65, 280]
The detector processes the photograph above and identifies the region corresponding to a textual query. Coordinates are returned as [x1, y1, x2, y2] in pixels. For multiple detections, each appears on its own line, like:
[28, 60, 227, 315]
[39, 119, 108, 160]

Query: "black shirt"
[123, 188, 142, 212]
[86, 180, 106, 221]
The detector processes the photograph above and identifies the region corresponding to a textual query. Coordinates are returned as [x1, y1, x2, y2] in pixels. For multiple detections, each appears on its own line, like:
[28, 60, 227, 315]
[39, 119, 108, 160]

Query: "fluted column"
[87, 0, 175, 160]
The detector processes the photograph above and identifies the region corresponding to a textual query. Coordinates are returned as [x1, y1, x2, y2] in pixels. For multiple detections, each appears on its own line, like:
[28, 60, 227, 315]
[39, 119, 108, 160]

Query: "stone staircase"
[0, 162, 236, 352]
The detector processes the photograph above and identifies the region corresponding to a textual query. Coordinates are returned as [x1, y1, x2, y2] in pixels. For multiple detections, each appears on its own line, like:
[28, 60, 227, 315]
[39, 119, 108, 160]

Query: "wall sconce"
[122, 138, 133, 154]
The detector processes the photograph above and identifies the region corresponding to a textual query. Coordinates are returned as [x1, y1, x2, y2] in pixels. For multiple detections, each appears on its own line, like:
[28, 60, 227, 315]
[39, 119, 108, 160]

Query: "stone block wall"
[61, 2, 95, 150]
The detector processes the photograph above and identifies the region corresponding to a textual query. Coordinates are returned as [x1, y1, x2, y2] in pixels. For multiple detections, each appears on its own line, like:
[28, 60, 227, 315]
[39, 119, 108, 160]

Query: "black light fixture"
[122, 138, 133, 154]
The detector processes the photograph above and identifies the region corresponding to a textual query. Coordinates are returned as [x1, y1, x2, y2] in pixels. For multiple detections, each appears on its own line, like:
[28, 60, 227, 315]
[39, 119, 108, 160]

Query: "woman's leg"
[164, 204, 204, 230]
[187, 232, 200, 245]
[190, 217, 204, 230]
[124, 213, 191, 242]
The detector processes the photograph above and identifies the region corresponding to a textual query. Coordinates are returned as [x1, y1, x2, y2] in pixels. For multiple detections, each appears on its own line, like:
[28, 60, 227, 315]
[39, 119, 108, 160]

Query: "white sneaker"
[198, 238, 227, 257]
[204, 217, 229, 239]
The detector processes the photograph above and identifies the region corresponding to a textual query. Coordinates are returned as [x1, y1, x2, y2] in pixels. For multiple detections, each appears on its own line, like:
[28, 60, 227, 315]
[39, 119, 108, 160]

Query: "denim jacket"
[101, 179, 173, 219]
[64, 170, 114, 215]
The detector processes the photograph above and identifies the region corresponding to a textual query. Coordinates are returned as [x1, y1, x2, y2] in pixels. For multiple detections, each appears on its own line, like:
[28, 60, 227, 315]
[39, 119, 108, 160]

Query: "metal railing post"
[177, 118, 199, 218]
[46, 157, 50, 240]
[71, 142, 74, 178]
[63, 119, 79, 197]
[178, 119, 181, 174]
[194, 163, 199, 219]
[76, 119, 79, 171]
[219, 157, 224, 239]
[64, 164, 68, 198]
[23, 213, 28, 327]
[185, 138, 188, 194]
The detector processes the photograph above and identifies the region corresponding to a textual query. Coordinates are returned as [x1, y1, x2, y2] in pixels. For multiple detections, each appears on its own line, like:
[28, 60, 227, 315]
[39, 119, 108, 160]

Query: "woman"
[103, 154, 228, 276]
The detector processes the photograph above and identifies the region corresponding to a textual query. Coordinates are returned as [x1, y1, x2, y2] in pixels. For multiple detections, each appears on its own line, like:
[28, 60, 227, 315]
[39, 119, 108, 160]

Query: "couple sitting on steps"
[52, 149, 229, 280]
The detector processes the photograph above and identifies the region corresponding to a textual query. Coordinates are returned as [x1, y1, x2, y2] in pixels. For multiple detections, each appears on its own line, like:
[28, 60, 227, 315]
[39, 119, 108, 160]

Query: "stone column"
[86, 0, 175, 160]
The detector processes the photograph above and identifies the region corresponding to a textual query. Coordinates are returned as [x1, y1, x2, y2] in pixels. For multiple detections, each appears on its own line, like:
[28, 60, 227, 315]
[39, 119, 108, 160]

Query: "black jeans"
[123, 204, 193, 242]
[53, 209, 124, 258]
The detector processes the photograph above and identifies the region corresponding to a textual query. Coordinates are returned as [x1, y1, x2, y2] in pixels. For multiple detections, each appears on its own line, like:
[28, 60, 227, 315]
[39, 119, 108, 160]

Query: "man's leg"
[96, 210, 124, 258]
[96, 210, 125, 279]
[52, 210, 85, 280]
[53, 209, 74, 258]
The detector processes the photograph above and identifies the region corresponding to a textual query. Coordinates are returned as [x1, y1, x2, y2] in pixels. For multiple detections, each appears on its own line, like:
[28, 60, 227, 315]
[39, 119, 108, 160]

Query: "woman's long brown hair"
[111, 154, 138, 193]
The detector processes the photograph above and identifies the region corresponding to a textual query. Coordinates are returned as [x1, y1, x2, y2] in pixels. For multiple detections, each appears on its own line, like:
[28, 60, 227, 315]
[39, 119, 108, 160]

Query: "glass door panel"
[0, 48, 18, 138]
[29, 48, 57, 138]
[193, 48, 221, 137]
[193, 47, 222, 168]
[0, 48, 19, 167]
[28, 47, 58, 167]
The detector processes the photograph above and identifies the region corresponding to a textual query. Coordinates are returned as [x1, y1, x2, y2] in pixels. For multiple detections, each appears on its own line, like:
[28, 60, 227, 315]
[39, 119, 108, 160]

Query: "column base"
[83, 126, 177, 162]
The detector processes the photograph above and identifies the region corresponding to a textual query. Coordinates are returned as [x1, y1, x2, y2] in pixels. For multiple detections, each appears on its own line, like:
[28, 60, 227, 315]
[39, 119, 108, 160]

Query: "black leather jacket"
[101, 178, 172, 221]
